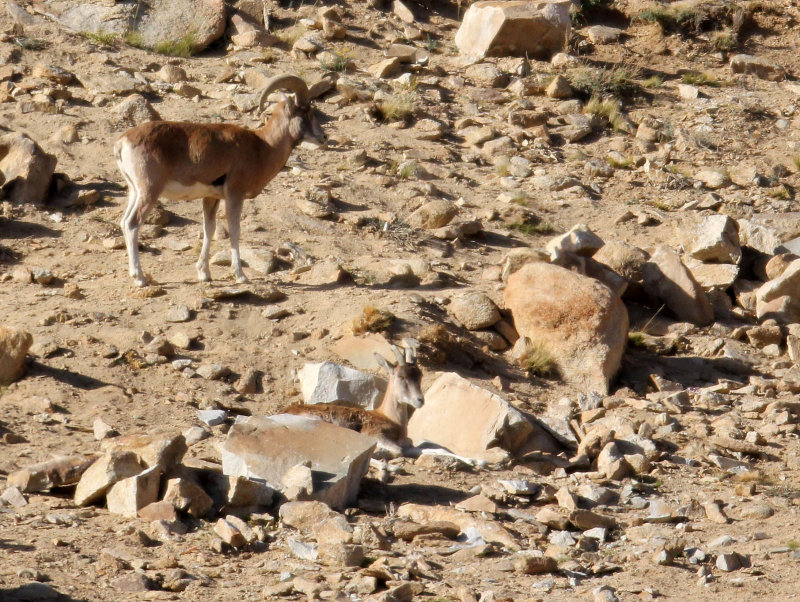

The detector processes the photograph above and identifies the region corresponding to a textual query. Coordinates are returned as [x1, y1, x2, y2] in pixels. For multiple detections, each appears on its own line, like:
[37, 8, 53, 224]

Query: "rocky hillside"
[3, 0, 800, 600]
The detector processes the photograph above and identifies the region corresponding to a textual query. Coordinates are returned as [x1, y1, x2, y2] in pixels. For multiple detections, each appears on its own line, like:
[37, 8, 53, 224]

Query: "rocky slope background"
[3, 0, 800, 600]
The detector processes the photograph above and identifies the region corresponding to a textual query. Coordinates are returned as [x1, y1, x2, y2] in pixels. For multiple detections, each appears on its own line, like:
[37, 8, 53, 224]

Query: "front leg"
[196, 197, 220, 282]
[225, 195, 247, 283]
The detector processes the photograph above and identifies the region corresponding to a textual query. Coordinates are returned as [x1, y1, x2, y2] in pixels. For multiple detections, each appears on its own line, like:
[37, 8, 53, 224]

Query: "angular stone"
[106, 466, 162, 518]
[8, 455, 97, 493]
[545, 74, 571, 98]
[392, 520, 460, 542]
[203, 473, 274, 508]
[514, 553, 558, 574]
[222, 415, 376, 510]
[74, 451, 144, 506]
[0, 326, 33, 386]
[407, 372, 532, 458]
[596, 441, 631, 480]
[318, 542, 364, 566]
[0, 486, 27, 508]
[757, 258, 800, 305]
[297, 361, 385, 409]
[505, 263, 629, 394]
[546, 223, 604, 261]
[0, 133, 57, 204]
[224, 514, 256, 543]
[214, 517, 246, 547]
[138, 500, 178, 521]
[569, 509, 616, 530]
[642, 246, 714, 326]
[407, 200, 458, 229]
[738, 219, 780, 255]
[368, 57, 402, 79]
[100, 432, 187, 472]
[683, 257, 739, 290]
[682, 215, 741, 264]
[535, 507, 570, 530]
[113, 94, 161, 124]
[455, 1, 572, 61]
[450, 291, 501, 330]
[163, 478, 214, 517]
[279, 500, 342, 531]
[585, 25, 623, 44]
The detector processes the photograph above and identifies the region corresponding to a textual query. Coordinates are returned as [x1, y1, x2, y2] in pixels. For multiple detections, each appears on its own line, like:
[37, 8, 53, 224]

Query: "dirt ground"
[3, 0, 800, 600]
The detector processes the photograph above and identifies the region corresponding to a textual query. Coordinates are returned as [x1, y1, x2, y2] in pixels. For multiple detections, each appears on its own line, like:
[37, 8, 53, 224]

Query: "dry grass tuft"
[522, 341, 559, 379]
[352, 305, 395, 335]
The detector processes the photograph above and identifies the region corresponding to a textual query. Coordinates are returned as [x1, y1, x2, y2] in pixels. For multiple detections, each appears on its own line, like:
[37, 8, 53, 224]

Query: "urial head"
[258, 75, 328, 148]
[375, 339, 424, 409]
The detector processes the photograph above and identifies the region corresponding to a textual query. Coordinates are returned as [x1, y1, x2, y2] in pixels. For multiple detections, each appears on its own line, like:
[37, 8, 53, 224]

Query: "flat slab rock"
[221, 414, 376, 510]
[407, 372, 533, 458]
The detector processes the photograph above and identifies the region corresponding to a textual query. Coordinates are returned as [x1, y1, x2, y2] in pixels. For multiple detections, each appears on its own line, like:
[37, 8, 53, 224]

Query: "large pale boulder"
[738, 219, 780, 255]
[0, 326, 33, 386]
[221, 415, 376, 510]
[0, 134, 57, 204]
[504, 263, 629, 394]
[298, 362, 385, 410]
[44, 0, 226, 53]
[407, 372, 533, 458]
[455, 1, 571, 61]
[642, 246, 714, 326]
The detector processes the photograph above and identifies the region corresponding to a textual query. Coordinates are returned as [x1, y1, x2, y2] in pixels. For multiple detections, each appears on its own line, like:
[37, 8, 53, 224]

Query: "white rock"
[298, 361, 385, 409]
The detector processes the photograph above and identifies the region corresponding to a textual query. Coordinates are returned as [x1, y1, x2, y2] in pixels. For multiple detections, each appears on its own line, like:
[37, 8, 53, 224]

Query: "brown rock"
[642, 246, 714, 326]
[514, 553, 558, 574]
[449, 291, 501, 330]
[214, 517, 246, 547]
[8, 455, 97, 493]
[504, 262, 629, 393]
[0, 133, 57, 204]
[100, 432, 186, 472]
[163, 478, 214, 517]
[0, 326, 33, 386]
[455, 1, 572, 61]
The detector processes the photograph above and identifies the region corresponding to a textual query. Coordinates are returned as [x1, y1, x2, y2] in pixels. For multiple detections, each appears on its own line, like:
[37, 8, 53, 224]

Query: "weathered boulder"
[74, 451, 144, 506]
[45, 0, 226, 53]
[642, 246, 714, 326]
[106, 466, 162, 518]
[504, 263, 629, 394]
[449, 291, 501, 330]
[0, 133, 57, 204]
[455, 0, 571, 61]
[0, 326, 33, 386]
[113, 94, 161, 124]
[407, 200, 458, 229]
[397, 503, 518, 549]
[279, 500, 343, 531]
[407, 372, 533, 457]
[681, 215, 741, 264]
[221, 415, 376, 509]
[298, 362, 385, 410]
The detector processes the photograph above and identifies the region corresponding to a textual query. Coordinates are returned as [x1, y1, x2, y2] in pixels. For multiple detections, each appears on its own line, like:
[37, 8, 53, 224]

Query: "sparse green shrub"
[522, 341, 559, 379]
[154, 32, 197, 57]
[567, 67, 641, 100]
[82, 31, 119, 45]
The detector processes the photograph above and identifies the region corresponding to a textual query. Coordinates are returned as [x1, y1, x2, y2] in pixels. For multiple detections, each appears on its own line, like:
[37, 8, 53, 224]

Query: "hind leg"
[196, 197, 220, 282]
[120, 186, 157, 287]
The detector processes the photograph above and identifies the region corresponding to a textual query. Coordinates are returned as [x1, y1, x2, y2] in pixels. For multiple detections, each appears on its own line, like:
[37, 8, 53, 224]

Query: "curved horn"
[391, 344, 406, 366]
[258, 74, 310, 112]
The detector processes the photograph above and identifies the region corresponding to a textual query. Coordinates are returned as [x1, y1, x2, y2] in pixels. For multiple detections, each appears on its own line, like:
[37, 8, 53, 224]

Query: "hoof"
[197, 273, 211, 283]
[234, 274, 249, 284]
[133, 276, 148, 287]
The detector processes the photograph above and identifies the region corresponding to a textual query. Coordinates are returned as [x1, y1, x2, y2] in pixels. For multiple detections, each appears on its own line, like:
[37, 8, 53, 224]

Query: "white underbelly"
[162, 180, 223, 201]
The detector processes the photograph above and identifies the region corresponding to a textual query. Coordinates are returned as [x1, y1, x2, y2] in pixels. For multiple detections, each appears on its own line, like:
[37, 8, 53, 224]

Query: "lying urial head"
[373, 340, 424, 423]
[257, 75, 327, 149]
